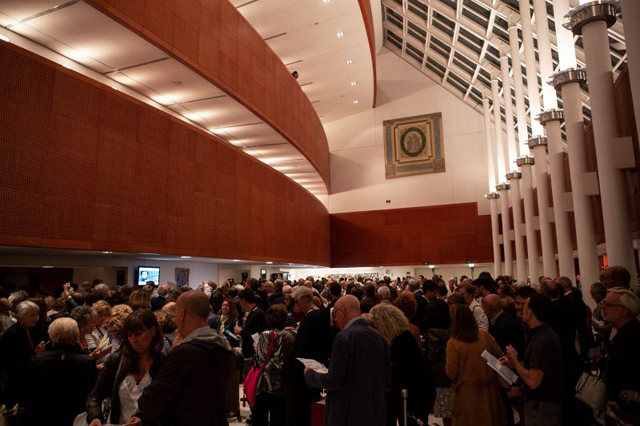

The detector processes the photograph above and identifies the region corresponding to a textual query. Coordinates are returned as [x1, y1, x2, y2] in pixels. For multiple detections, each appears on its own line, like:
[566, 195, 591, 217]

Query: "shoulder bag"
[575, 369, 606, 411]
[243, 330, 275, 407]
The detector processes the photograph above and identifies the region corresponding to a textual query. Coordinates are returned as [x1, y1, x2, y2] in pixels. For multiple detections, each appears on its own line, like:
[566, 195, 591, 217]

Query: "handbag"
[575, 369, 606, 411]
[243, 330, 275, 407]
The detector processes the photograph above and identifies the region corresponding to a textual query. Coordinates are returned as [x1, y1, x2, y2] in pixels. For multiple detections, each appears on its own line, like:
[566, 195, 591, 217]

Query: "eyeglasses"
[331, 307, 345, 318]
[601, 300, 625, 309]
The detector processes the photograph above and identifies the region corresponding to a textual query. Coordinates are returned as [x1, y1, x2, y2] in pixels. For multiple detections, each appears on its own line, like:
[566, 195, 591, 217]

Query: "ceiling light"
[102, 251, 113, 254]
[323, 0, 330, 3]
[345, 59, 353, 64]
[181, 256, 191, 259]
[352, 100, 359, 105]
[233, 259, 241, 262]
[0, 35, 10, 43]
[62, 64, 72, 70]
[336, 31, 344, 38]
[350, 81, 357, 86]
[42, 266, 54, 269]
[266, 261, 273, 264]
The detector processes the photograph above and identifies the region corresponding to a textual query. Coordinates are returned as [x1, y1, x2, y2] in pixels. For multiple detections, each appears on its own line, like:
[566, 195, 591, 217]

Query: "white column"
[551, 0, 598, 307]
[508, 23, 530, 156]
[533, 0, 575, 281]
[488, 193, 503, 277]
[619, 0, 640, 142]
[497, 183, 514, 277]
[517, 157, 540, 283]
[483, 97, 502, 277]
[518, 0, 544, 137]
[568, 2, 636, 275]
[491, 79, 508, 180]
[529, 137, 557, 278]
[507, 172, 527, 280]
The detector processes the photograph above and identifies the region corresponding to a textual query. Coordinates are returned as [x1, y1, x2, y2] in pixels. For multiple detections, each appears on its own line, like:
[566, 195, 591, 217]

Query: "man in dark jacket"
[305, 295, 391, 426]
[26, 317, 97, 426]
[151, 284, 170, 311]
[138, 291, 233, 426]
[234, 288, 269, 358]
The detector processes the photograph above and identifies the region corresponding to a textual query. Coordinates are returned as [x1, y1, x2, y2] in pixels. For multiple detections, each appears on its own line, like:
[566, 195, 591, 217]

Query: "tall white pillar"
[619, 0, 640, 142]
[507, 171, 527, 280]
[517, 156, 540, 283]
[533, 0, 576, 281]
[518, 0, 544, 137]
[568, 2, 636, 275]
[483, 97, 502, 277]
[497, 182, 514, 277]
[551, 0, 598, 307]
[487, 193, 503, 277]
[491, 79, 508, 179]
[529, 136, 557, 278]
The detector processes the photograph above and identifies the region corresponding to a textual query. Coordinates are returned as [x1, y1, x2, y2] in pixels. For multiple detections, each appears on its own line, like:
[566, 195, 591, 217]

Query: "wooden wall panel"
[85, 0, 330, 188]
[0, 43, 330, 266]
[357, 0, 377, 107]
[330, 203, 493, 267]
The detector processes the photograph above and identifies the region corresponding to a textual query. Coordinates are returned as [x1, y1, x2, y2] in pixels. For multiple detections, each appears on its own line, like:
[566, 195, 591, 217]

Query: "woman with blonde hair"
[129, 290, 151, 311]
[105, 304, 132, 352]
[370, 303, 435, 426]
[86, 300, 113, 363]
[445, 304, 505, 426]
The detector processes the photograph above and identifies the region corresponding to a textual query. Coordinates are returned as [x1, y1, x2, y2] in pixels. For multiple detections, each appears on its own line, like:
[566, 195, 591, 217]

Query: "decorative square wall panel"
[383, 112, 445, 179]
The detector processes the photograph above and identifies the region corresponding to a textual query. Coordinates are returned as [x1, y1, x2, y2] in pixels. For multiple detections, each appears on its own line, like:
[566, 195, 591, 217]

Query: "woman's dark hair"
[121, 309, 163, 375]
[450, 304, 478, 343]
[221, 299, 238, 321]
[364, 284, 376, 298]
[351, 288, 363, 301]
[425, 299, 451, 329]
[238, 289, 256, 304]
[266, 304, 288, 330]
[499, 284, 515, 298]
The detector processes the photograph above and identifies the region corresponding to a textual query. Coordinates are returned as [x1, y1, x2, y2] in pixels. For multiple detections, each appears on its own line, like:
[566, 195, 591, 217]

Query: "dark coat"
[238, 306, 268, 358]
[86, 351, 163, 424]
[210, 288, 224, 313]
[150, 296, 167, 312]
[285, 308, 339, 426]
[26, 344, 97, 426]
[138, 331, 234, 426]
[0, 322, 42, 406]
[305, 318, 391, 426]
[268, 289, 285, 306]
[387, 330, 435, 425]
[488, 310, 526, 356]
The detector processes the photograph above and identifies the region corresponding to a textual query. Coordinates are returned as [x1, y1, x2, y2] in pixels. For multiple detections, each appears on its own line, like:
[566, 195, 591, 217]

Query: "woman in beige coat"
[446, 304, 506, 426]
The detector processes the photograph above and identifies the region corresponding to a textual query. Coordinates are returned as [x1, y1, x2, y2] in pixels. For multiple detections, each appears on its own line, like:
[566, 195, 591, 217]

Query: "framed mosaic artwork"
[383, 112, 445, 179]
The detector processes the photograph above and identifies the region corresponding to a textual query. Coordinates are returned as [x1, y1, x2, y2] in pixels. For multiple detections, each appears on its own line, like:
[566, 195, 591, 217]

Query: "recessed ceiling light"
[181, 256, 191, 259]
[266, 261, 273, 264]
[345, 59, 353, 64]
[102, 251, 113, 254]
[353, 100, 359, 104]
[111, 86, 119, 91]
[42, 266, 54, 269]
[336, 31, 344, 38]
[0, 35, 10, 43]
[350, 81, 357, 86]
[62, 64, 72, 70]
[289, 263, 295, 266]
[323, 0, 330, 3]
[233, 259, 241, 262]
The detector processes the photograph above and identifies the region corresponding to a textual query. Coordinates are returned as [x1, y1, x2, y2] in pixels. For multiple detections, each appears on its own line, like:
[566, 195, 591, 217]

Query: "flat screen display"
[137, 266, 160, 287]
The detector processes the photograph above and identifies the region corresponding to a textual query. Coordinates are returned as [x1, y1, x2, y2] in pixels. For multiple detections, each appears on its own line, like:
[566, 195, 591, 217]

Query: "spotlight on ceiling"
[345, 59, 353, 64]
[102, 251, 113, 254]
[266, 261, 274, 264]
[233, 259, 241, 262]
[353, 100, 359, 105]
[181, 256, 191, 259]
[336, 31, 344, 38]
[350, 81, 357, 86]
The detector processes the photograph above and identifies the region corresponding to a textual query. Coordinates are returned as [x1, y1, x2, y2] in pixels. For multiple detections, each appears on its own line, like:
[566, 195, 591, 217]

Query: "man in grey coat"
[304, 295, 391, 426]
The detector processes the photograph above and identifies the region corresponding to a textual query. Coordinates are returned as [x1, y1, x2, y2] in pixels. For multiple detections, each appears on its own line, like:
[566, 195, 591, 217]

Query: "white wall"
[0, 254, 219, 288]
[326, 48, 491, 215]
[288, 264, 494, 281]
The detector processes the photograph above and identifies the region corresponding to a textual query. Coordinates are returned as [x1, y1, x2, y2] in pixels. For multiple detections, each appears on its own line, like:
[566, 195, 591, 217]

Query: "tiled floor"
[227, 386, 444, 426]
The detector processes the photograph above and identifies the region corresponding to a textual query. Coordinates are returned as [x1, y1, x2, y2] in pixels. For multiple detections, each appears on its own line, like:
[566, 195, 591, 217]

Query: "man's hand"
[35, 341, 46, 354]
[507, 386, 522, 398]
[499, 356, 513, 369]
[505, 345, 518, 363]
[125, 416, 142, 426]
[234, 325, 242, 335]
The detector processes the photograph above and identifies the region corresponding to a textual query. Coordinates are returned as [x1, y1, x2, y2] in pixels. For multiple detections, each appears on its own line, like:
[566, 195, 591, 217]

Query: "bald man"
[304, 295, 390, 426]
[138, 292, 233, 426]
[483, 294, 525, 356]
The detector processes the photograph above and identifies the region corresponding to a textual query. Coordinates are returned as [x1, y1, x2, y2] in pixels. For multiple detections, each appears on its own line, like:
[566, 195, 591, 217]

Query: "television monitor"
[137, 266, 160, 287]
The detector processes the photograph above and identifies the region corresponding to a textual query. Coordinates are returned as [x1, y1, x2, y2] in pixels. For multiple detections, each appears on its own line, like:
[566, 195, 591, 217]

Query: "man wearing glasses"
[601, 288, 640, 424]
[304, 295, 391, 426]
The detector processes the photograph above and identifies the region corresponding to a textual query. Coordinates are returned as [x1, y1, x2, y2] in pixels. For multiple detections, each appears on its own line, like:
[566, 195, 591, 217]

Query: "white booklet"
[481, 350, 518, 385]
[297, 358, 329, 374]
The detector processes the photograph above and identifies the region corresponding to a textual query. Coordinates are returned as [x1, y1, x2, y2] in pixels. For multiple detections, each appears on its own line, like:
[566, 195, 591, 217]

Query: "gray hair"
[94, 283, 110, 296]
[590, 282, 607, 296]
[292, 286, 313, 303]
[282, 285, 293, 295]
[70, 305, 97, 327]
[15, 301, 40, 320]
[9, 290, 29, 312]
[609, 288, 640, 317]
[49, 317, 79, 345]
[408, 278, 421, 290]
[377, 286, 391, 301]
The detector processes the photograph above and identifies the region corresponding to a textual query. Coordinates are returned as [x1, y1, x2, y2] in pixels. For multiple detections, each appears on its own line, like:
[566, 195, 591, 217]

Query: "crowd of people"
[0, 265, 638, 426]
